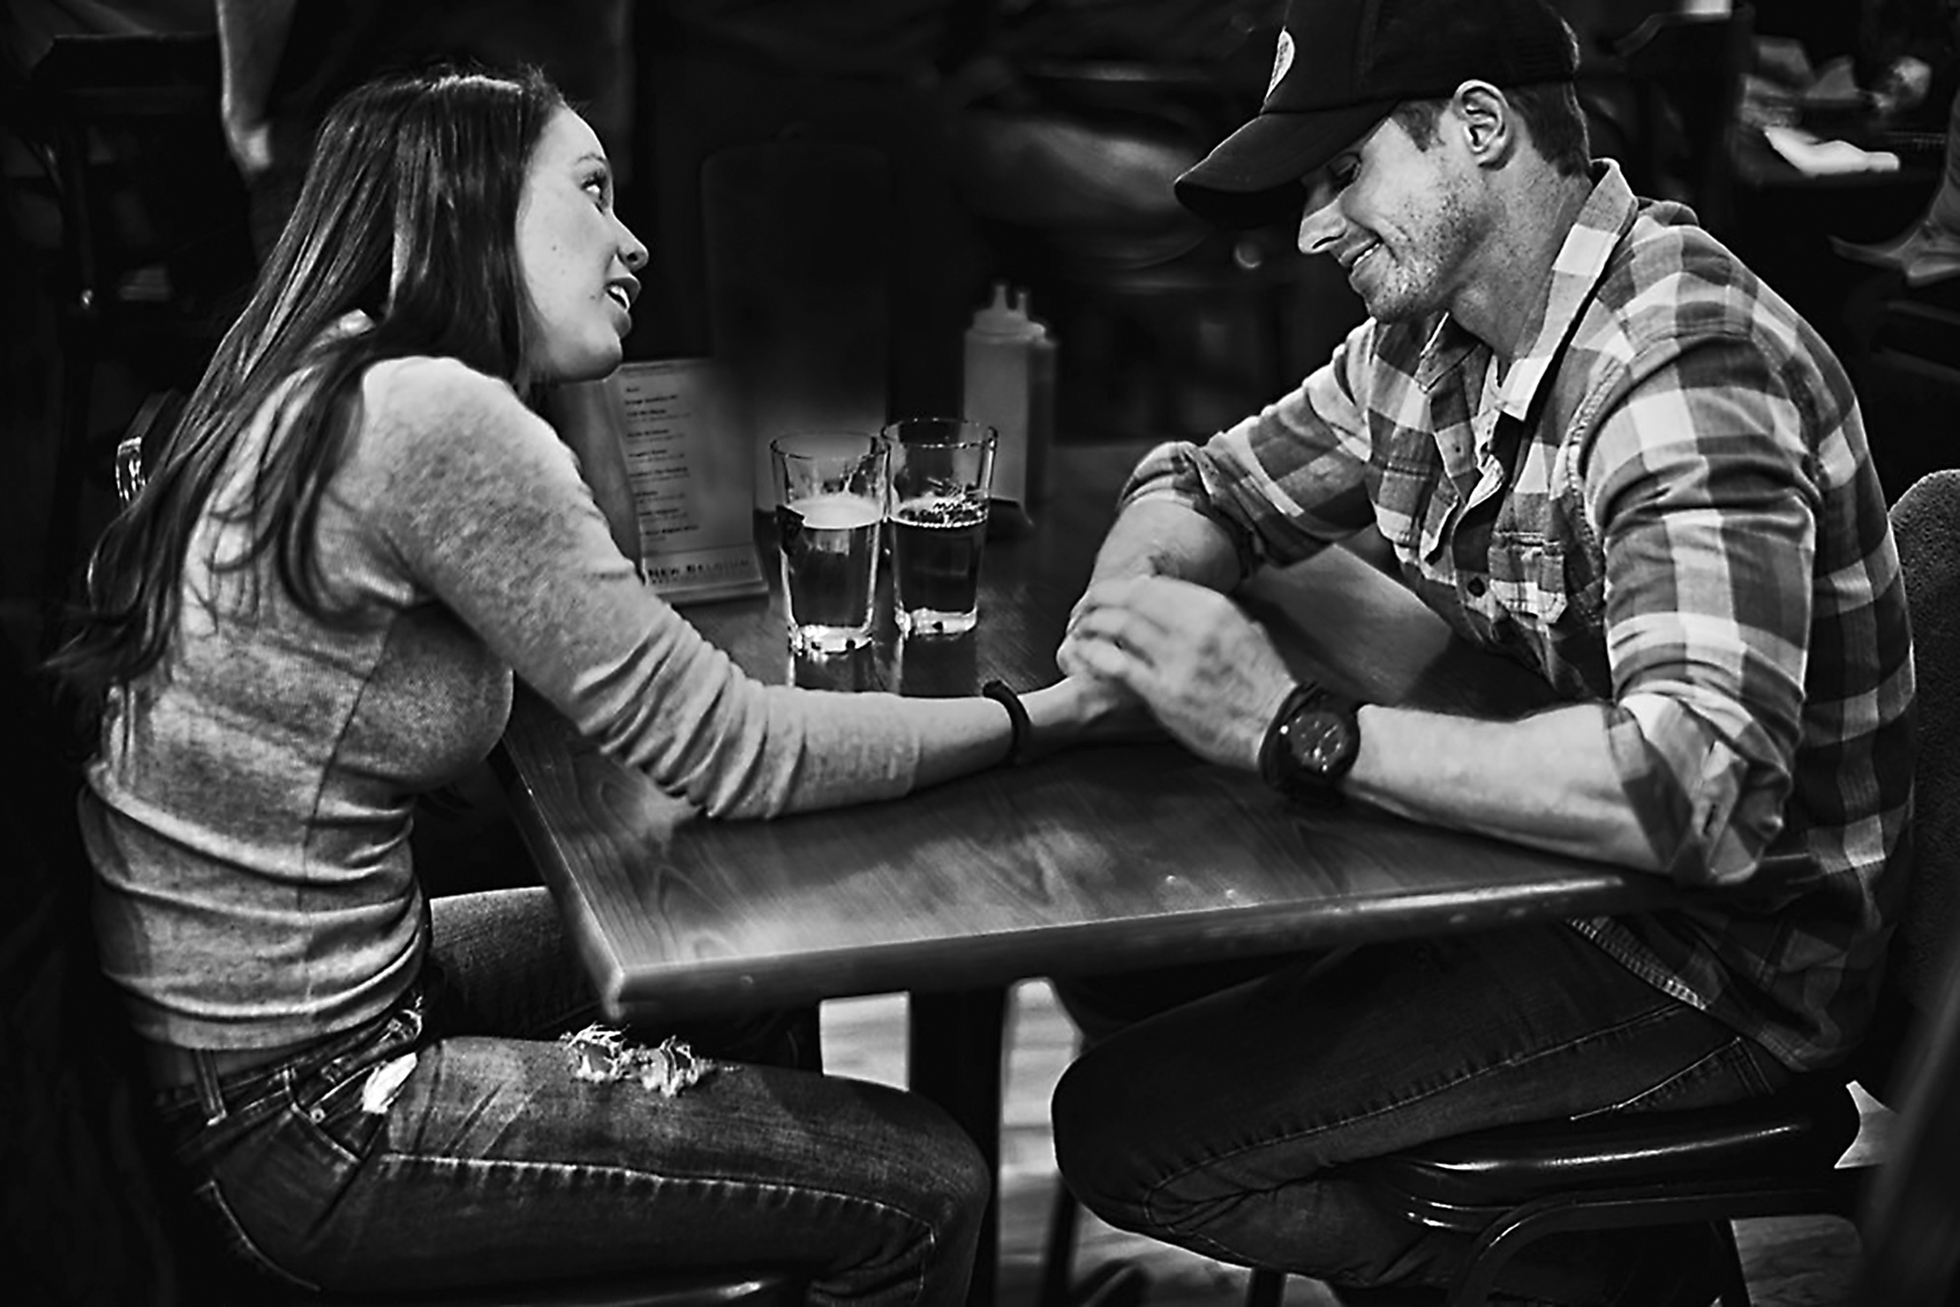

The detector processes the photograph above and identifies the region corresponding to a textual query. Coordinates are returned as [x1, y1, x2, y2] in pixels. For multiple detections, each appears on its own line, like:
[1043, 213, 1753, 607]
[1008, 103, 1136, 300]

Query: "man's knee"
[1050, 1052, 1140, 1223]
[1050, 1049, 1210, 1236]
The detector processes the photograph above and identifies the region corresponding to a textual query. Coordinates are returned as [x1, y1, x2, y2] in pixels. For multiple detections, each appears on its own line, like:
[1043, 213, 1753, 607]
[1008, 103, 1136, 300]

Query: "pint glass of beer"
[884, 418, 996, 637]
[769, 431, 889, 655]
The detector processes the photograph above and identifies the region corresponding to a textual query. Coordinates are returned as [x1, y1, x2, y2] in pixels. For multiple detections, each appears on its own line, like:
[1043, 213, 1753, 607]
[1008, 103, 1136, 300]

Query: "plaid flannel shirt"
[1122, 162, 1914, 1071]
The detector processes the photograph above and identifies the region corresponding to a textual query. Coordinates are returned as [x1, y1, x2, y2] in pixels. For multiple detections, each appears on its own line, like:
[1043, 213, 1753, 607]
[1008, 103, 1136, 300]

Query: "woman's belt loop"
[192, 1049, 229, 1126]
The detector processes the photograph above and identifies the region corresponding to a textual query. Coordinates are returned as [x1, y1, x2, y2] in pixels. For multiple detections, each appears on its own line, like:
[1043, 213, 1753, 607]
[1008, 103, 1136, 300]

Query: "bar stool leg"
[909, 985, 1010, 1307]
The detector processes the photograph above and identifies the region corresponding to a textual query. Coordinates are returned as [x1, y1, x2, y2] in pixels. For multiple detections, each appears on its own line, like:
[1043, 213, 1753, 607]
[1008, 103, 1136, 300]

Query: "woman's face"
[514, 107, 647, 384]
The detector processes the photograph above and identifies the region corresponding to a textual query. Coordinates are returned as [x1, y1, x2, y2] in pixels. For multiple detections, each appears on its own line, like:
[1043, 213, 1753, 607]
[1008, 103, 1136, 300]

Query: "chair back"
[1839, 466, 1960, 1103]
[1888, 470, 1960, 1018]
[1856, 468, 1960, 1302]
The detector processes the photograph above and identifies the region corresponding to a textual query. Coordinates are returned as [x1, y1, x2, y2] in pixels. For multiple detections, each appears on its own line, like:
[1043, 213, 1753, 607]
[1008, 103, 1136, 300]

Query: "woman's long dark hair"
[49, 66, 565, 714]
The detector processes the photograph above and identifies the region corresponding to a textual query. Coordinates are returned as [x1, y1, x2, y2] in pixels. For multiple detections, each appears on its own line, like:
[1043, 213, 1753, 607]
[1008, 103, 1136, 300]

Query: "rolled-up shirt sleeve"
[1118, 322, 1383, 578]
[1583, 333, 1818, 884]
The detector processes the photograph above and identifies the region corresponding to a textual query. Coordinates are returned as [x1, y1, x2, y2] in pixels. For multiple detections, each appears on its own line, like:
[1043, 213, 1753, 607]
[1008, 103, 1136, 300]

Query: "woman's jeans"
[1051, 922, 1794, 1305]
[151, 888, 988, 1305]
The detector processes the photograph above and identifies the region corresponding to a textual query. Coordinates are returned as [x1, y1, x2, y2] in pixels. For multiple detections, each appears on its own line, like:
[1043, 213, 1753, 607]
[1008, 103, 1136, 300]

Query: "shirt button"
[1466, 577, 1487, 598]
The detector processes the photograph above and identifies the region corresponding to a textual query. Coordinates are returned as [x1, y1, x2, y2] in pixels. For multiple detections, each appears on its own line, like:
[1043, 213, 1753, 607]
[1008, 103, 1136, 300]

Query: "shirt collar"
[1413, 159, 1641, 417]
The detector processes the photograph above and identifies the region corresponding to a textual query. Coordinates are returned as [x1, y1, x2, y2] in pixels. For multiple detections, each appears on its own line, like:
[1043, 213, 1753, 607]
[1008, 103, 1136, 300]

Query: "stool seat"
[282, 1268, 802, 1307]
[1360, 1079, 1861, 1232]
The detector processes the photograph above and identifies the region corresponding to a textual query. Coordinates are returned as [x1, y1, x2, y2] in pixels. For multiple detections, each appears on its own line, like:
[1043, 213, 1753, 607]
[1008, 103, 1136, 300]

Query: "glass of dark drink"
[884, 418, 996, 637]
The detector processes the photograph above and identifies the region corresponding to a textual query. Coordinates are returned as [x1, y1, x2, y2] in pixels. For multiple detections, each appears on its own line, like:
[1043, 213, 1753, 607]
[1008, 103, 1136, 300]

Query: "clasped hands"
[1056, 575, 1299, 773]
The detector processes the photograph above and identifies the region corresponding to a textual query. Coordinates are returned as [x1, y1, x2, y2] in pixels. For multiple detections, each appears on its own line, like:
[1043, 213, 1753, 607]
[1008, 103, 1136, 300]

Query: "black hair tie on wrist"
[981, 679, 1030, 767]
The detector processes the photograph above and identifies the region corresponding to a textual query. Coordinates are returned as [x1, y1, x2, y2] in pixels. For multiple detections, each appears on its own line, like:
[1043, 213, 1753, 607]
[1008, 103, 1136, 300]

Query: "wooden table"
[495, 442, 1801, 1304]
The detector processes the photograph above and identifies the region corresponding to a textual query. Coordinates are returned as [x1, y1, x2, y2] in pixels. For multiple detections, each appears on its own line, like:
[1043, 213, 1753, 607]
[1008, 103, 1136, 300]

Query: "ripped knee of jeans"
[559, 1024, 720, 1096]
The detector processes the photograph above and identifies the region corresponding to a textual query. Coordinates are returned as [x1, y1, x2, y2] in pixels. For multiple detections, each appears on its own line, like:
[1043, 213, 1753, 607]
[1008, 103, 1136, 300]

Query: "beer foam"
[788, 492, 882, 529]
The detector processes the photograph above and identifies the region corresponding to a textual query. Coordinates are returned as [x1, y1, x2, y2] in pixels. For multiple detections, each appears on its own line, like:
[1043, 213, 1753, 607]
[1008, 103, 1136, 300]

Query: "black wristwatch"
[1258, 681, 1363, 805]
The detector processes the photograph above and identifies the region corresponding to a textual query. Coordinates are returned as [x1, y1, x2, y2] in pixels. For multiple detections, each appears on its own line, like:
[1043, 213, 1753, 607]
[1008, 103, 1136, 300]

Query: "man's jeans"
[1051, 922, 1793, 1305]
[151, 887, 988, 1305]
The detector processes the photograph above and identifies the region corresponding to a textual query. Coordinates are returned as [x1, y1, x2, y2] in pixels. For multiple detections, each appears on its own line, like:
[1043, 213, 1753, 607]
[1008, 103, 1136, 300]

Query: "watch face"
[1287, 709, 1354, 776]
[1261, 687, 1361, 804]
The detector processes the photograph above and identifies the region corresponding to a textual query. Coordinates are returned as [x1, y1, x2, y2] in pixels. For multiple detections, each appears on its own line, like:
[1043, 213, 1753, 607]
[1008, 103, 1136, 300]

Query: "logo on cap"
[1266, 29, 1295, 103]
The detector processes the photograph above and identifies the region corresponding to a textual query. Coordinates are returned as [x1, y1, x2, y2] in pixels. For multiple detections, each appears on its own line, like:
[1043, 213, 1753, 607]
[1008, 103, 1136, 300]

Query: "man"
[1049, 0, 1914, 1302]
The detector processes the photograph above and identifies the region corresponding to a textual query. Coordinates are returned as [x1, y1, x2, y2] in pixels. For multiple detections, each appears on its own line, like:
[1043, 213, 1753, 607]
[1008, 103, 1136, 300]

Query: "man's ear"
[1449, 81, 1516, 166]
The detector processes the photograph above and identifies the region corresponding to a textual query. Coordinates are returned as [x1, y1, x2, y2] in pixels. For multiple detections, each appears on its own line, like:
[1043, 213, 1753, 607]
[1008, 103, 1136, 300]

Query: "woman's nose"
[1296, 180, 1344, 257]
[617, 217, 649, 272]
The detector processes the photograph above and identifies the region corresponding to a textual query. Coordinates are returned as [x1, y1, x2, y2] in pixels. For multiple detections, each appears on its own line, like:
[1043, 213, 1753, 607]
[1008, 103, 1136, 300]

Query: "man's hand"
[1060, 575, 1298, 771]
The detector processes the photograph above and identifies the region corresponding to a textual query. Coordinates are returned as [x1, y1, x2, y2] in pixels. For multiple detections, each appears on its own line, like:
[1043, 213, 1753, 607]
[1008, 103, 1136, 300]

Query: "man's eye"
[1331, 162, 1359, 190]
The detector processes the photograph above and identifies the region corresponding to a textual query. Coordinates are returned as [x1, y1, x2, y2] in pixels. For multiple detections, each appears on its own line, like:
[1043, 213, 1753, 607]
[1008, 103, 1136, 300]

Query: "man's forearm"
[1089, 498, 1242, 594]
[1347, 700, 1662, 872]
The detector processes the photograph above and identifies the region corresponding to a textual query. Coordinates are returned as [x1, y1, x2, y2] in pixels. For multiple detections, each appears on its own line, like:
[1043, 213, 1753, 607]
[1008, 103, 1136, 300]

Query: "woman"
[51, 66, 1119, 1302]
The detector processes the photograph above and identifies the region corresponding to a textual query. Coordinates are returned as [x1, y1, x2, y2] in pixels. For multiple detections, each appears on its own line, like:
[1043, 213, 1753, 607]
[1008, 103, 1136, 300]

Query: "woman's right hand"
[1021, 672, 1161, 757]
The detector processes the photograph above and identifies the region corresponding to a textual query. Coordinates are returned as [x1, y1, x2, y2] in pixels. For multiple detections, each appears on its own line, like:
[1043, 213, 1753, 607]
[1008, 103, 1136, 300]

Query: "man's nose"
[1296, 180, 1344, 257]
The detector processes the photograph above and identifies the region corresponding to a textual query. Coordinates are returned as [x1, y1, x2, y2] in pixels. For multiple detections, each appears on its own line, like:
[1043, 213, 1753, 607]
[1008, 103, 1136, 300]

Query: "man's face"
[1295, 111, 1490, 324]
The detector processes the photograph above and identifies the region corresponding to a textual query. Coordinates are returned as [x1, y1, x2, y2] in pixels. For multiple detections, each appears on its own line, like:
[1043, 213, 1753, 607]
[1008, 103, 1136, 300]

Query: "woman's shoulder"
[360, 354, 527, 426]
[353, 355, 562, 465]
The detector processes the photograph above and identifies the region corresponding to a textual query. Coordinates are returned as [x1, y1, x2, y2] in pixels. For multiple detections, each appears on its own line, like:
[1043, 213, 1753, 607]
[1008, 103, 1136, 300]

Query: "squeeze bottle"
[961, 282, 1051, 527]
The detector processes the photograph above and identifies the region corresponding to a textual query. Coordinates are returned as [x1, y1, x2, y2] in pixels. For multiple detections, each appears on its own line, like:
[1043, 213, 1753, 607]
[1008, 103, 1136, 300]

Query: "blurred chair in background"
[1855, 278, 1960, 498]
[1576, 4, 1757, 236]
[629, 0, 990, 420]
[13, 32, 254, 642]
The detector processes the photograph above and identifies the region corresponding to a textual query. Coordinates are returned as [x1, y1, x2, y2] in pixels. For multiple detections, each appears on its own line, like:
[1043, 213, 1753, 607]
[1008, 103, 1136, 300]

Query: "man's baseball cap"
[1175, 0, 1579, 229]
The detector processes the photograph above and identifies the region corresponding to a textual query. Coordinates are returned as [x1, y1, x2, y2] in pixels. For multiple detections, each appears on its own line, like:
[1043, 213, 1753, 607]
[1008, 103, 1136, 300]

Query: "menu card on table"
[614, 359, 768, 604]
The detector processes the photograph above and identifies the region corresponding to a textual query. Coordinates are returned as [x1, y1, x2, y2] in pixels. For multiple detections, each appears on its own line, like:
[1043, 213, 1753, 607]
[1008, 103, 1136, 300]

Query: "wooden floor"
[820, 982, 1885, 1307]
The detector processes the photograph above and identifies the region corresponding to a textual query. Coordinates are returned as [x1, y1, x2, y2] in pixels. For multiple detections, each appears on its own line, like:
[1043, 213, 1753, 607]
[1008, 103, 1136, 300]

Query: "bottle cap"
[968, 281, 1038, 341]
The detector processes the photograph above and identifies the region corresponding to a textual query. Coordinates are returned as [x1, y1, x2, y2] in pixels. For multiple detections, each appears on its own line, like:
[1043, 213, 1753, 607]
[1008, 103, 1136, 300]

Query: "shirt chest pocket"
[1487, 537, 1602, 630]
